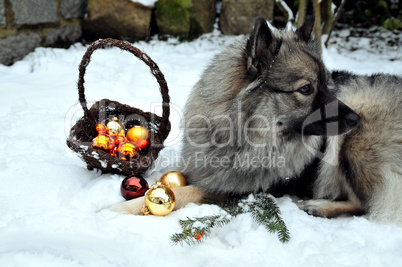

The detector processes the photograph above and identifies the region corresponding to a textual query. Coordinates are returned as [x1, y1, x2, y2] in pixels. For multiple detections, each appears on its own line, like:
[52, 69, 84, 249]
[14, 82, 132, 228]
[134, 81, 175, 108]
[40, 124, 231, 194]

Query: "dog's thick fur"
[108, 19, 402, 226]
[301, 71, 402, 224]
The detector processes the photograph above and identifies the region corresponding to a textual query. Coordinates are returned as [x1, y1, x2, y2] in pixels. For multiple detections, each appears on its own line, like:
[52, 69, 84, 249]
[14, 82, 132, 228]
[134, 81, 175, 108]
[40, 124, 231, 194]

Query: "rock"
[190, 0, 216, 37]
[0, 33, 42, 66]
[44, 24, 83, 47]
[83, 0, 152, 42]
[0, 0, 5, 28]
[10, 0, 59, 25]
[155, 0, 192, 37]
[220, 0, 274, 35]
[60, 0, 88, 20]
[155, 0, 215, 39]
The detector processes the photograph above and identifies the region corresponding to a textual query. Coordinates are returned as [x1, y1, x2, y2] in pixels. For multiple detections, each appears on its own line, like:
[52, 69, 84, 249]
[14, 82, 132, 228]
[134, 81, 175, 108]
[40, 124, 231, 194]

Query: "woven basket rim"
[66, 39, 171, 176]
[77, 38, 170, 142]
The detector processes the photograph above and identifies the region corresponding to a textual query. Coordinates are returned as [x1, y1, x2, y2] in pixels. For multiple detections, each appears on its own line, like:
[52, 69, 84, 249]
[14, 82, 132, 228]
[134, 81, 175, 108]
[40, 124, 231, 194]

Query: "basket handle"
[77, 38, 171, 141]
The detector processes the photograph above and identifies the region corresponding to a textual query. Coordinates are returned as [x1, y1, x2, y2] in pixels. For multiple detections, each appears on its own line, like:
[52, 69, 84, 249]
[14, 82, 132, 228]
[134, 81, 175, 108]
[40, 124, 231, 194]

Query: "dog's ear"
[296, 16, 315, 43]
[245, 18, 279, 76]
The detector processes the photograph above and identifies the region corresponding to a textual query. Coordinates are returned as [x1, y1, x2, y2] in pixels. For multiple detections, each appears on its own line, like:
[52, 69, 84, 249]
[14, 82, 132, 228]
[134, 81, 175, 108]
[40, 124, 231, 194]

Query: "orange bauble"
[127, 126, 150, 143]
[93, 124, 109, 151]
[95, 124, 108, 135]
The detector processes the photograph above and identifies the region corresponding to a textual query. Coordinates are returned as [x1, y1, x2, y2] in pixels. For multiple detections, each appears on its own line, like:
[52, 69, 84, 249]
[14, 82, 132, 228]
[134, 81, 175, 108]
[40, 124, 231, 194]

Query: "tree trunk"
[325, 0, 347, 47]
[322, 0, 333, 35]
[296, 0, 307, 27]
[312, 0, 322, 46]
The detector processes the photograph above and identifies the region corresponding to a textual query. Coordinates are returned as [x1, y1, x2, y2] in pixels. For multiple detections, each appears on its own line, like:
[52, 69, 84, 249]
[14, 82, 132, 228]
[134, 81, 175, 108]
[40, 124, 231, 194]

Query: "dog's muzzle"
[302, 100, 361, 136]
[345, 112, 361, 128]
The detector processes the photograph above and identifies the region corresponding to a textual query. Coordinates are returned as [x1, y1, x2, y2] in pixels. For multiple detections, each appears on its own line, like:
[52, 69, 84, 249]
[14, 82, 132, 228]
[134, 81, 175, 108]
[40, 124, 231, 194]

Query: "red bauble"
[120, 176, 149, 200]
[136, 138, 150, 150]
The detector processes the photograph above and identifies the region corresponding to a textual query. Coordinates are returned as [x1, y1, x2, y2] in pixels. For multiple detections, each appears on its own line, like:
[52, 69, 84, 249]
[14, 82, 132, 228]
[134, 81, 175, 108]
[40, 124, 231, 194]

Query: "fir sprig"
[245, 195, 290, 243]
[170, 193, 290, 246]
[170, 215, 231, 246]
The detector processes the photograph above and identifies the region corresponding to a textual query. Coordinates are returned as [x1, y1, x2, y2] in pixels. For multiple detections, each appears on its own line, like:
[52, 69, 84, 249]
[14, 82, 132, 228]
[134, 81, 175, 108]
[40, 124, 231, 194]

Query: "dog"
[108, 18, 402, 226]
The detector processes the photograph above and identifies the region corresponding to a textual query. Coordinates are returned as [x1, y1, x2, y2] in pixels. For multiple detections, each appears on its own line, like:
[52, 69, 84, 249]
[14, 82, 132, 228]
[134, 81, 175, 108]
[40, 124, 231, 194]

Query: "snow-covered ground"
[132, 0, 157, 7]
[0, 28, 401, 266]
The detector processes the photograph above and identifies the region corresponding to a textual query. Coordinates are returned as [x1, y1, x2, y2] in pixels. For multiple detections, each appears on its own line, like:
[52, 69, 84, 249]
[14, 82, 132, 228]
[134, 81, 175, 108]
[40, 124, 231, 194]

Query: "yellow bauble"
[92, 135, 109, 150]
[144, 182, 175, 216]
[126, 126, 150, 143]
[159, 171, 187, 188]
[107, 117, 124, 135]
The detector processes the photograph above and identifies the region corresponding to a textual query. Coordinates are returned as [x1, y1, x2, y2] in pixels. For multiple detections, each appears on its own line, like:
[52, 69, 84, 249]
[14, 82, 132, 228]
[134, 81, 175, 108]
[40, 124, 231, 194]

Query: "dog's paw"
[296, 199, 365, 218]
[296, 199, 331, 218]
[106, 196, 146, 215]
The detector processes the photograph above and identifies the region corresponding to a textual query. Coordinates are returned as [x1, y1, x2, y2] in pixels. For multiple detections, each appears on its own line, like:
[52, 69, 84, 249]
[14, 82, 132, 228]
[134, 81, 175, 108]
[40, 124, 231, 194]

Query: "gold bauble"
[144, 182, 175, 216]
[107, 117, 124, 135]
[126, 126, 150, 143]
[159, 171, 187, 188]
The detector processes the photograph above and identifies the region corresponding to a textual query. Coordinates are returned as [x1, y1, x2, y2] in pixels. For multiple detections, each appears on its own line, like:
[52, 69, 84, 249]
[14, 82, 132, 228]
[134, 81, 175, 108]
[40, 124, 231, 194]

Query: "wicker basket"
[66, 38, 171, 176]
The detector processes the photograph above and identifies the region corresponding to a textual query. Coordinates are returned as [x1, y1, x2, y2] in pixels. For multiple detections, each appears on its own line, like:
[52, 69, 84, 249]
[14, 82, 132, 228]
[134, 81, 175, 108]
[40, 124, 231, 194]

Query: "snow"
[132, 0, 157, 7]
[1, 28, 401, 266]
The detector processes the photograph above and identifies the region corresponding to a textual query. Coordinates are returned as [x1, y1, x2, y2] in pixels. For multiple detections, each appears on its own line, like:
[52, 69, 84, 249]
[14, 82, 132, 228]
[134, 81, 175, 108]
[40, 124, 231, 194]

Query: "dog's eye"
[297, 84, 313, 96]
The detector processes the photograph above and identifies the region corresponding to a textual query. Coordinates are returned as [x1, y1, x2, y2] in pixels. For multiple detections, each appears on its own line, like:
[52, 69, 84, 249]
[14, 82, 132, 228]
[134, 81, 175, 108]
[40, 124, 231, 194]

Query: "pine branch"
[252, 195, 290, 243]
[170, 215, 231, 246]
[170, 194, 290, 246]
[236, 194, 290, 243]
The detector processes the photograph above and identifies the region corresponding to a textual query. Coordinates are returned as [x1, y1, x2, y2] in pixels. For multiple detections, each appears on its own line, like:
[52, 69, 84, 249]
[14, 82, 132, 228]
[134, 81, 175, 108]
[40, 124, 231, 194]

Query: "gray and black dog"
[109, 18, 402, 226]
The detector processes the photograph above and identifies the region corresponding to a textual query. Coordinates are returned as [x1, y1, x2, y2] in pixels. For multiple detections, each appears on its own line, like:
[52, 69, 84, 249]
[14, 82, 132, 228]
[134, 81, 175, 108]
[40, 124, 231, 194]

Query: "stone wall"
[83, 0, 153, 42]
[155, 0, 216, 40]
[0, 0, 288, 66]
[220, 0, 274, 35]
[0, 0, 86, 66]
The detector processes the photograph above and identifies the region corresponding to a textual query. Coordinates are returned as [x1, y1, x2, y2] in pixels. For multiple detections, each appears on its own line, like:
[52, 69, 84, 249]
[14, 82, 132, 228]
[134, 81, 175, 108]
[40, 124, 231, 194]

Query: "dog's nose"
[346, 112, 361, 127]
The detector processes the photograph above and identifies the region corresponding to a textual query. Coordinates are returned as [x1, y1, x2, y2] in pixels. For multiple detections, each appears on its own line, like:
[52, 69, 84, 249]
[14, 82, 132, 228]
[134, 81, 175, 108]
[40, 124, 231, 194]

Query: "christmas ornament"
[92, 124, 109, 150]
[194, 232, 204, 240]
[116, 130, 127, 144]
[142, 182, 175, 216]
[91, 118, 151, 159]
[93, 135, 109, 150]
[107, 117, 124, 135]
[108, 134, 118, 156]
[118, 142, 138, 161]
[96, 123, 108, 135]
[136, 138, 150, 150]
[108, 129, 126, 156]
[126, 126, 150, 143]
[121, 175, 149, 200]
[159, 171, 187, 188]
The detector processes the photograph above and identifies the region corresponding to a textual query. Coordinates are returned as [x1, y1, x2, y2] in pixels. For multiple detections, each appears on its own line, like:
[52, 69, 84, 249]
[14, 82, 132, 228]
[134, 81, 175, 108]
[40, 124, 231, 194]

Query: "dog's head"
[242, 18, 360, 137]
